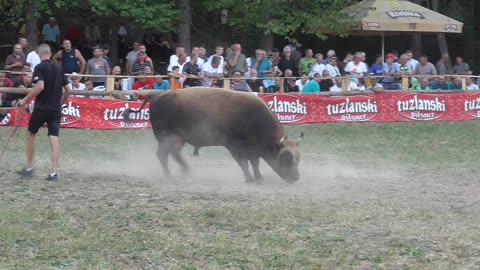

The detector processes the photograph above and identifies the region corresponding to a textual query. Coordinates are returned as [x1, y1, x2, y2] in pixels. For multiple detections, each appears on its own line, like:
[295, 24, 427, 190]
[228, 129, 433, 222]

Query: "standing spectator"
[130, 52, 153, 75]
[208, 46, 226, 74]
[4, 44, 26, 81]
[26, 45, 41, 72]
[414, 55, 437, 78]
[169, 45, 185, 68]
[198, 46, 208, 62]
[344, 52, 368, 84]
[226, 43, 248, 77]
[125, 41, 140, 75]
[338, 52, 353, 75]
[436, 53, 453, 75]
[299, 49, 316, 76]
[323, 49, 336, 65]
[18, 38, 28, 57]
[167, 53, 187, 73]
[42, 17, 60, 52]
[186, 47, 204, 69]
[102, 44, 112, 68]
[278, 46, 296, 76]
[85, 47, 111, 87]
[52, 39, 87, 75]
[291, 44, 302, 72]
[369, 55, 383, 77]
[453, 57, 469, 75]
[182, 54, 202, 87]
[405, 50, 419, 72]
[309, 53, 325, 78]
[325, 56, 341, 77]
[250, 49, 272, 79]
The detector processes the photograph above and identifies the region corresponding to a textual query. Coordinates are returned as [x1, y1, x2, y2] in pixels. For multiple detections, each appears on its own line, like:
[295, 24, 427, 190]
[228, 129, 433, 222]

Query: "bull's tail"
[122, 95, 151, 121]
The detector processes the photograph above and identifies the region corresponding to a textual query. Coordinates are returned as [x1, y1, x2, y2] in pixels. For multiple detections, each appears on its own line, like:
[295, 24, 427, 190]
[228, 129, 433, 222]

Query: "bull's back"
[149, 88, 285, 147]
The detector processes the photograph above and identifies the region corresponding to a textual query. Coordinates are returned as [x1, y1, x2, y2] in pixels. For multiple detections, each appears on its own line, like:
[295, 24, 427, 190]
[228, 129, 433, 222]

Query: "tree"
[177, 0, 192, 52]
[431, 0, 449, 55]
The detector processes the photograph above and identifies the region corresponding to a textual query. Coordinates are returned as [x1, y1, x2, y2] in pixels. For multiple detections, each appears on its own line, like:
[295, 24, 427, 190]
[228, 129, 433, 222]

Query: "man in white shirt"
[344, 52, 368, 84]
[201, 55, 223, 87]
[169, 46, 185, 69]
[295, 73, 310, 92]
[26, 45, 41, 72]
[466, 77, 479, 91]
[330, 76, 359, 92]
[186, 47, 204, 70]
[167, 53, 187, 73]
[207, 46, 225, 74]
[325, 56, 341, 77]
[69, 73, 86, 98]
[309, 53, 325, 77]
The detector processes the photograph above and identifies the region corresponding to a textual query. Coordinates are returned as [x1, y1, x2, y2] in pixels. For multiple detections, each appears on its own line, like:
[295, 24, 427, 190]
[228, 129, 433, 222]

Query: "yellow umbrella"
[338, 0, 463, 60]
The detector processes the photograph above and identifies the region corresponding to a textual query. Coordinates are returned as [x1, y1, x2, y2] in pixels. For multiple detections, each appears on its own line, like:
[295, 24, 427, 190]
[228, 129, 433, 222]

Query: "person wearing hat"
[68, 72, 86, 98]
[380, 53, 402, 90]
[42, 17, 60, 52]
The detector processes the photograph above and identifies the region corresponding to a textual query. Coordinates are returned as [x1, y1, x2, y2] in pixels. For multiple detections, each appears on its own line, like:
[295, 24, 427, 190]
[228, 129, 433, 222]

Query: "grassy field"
[1, 121, 480, 269]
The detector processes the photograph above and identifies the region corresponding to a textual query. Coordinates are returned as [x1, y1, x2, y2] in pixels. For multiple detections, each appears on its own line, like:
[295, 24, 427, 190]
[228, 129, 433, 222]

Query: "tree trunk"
[26, 0, 38, 52]
[431, 0, 449, 55]
[177, 0, 191, 53]
[260, 33, 274, 51]
[463, 0, 475, 64]
[409, 0, 422, 57]
[109, 22, 119, 67]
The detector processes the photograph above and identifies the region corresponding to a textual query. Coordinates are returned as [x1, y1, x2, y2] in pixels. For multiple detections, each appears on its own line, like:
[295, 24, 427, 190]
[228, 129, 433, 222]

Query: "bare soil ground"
[1, 122, 480, 269]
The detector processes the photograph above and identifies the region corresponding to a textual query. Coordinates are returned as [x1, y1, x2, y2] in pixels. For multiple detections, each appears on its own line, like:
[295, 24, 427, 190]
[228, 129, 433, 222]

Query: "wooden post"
[106, 77, 115, 100]
[279, 78, 284, 93]
[462, 77, 466, 92]
[402, 76, 409, 91]
[341, 76, 349, 93]
[169, 76, 175, 90]
[223, 78, 230, 90]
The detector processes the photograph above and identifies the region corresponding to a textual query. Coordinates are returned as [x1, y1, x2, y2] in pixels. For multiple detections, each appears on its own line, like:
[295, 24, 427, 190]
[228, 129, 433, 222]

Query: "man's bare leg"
[49, 135, 60, 174]
[26, 132, 36, 169]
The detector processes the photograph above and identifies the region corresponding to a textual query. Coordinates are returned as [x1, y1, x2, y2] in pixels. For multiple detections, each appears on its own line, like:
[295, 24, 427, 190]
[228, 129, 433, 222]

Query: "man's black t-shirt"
[32, 59, 68, 112]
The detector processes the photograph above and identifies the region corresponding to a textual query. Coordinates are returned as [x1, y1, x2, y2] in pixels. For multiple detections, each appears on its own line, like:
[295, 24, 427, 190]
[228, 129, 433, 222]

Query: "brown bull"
[124, 87, 303, 183]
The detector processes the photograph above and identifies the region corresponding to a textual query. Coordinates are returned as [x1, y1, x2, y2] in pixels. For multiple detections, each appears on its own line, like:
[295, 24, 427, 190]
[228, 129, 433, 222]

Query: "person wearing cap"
[380, 53, 402, 90]
[42, 17, 60, 51]
[102, 44, 112, 68]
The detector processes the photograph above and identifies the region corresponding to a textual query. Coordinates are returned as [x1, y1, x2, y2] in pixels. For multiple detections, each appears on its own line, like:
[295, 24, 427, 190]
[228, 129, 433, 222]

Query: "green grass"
[1, 121, 480, 269]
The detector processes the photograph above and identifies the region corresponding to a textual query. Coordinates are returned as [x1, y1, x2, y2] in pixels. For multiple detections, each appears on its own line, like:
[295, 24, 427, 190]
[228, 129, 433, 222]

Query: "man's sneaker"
[46, 173, 59, 181]
[17, 168, 34, 178]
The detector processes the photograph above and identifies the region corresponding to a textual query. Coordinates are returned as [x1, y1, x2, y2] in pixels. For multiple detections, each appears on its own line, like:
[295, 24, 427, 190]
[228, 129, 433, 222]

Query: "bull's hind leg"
[156, 143, 172, 179]
[250, 157, 264, 183]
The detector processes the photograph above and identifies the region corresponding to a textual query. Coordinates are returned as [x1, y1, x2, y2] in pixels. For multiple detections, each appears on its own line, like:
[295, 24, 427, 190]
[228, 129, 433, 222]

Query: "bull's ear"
[296, 132, 304, 146]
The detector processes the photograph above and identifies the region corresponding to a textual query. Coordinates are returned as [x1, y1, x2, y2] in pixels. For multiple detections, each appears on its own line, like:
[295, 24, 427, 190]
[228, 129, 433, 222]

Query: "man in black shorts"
[16, 44, 72, 181]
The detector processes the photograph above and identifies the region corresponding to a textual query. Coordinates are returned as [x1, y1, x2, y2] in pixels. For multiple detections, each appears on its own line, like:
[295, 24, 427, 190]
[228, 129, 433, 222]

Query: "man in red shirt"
[132, 73, 154, 101]
[0, 72, 14, 106]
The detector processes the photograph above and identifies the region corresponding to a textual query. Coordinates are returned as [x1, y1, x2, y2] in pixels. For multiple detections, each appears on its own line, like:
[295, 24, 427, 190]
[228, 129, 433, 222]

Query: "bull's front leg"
[228, 149, 254, 183]
[250, 157, 264, 183]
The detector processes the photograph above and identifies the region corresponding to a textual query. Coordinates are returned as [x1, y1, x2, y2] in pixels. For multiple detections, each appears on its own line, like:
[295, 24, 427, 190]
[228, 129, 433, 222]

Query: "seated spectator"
[451, 77, 463, 90]
[357, 77, 367, 91]
[132, 74, 154, 101]
[319, 70, 334, 92]
[367, 77, 384, 93]
[154, 76, 170, 91]
[263, 73, 276, 93]
[170, 66, 183, 89]
[182, 54, 202, 87]
[466, 77, 479, 91]
[415, 78, 431, 91]
[0, 72, 14, 106]
[295, 73, 310, 92]
[430, 76, 453, 90]
[5, 72, 32, 107]
[68, 72, 86, 98]
[308, 53, 325, 77]
[246, 69, 264, 93]
[201, 55, 223, 87]
[111, 66, 123, 90]
[143, 66, 156, 86]
[4, 43, 26, 81]
[330, 76, 359, 92]
[453, 57, 469, 75]
[230, 70, 252, 92]
[301, 73, 321, 94]
[15, 63, 32, 82]
[283, 69, 298, 92]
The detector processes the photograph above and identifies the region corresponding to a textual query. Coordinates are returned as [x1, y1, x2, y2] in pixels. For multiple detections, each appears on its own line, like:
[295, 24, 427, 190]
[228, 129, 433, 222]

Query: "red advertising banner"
[1, 92, 480, 129]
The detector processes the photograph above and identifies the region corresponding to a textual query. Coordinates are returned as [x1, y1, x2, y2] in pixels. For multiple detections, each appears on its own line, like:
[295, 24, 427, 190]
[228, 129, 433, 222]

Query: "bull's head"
[268, 132, 304, 183]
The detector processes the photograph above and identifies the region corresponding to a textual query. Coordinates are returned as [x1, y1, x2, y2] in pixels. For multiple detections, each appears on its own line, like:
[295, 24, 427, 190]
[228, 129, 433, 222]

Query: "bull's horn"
[298, 132, 304, 141]
[279, 135, 288, 144]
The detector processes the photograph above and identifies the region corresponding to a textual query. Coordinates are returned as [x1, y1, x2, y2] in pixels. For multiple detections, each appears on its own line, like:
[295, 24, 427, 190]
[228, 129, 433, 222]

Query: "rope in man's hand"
[0, 99, 28, 162]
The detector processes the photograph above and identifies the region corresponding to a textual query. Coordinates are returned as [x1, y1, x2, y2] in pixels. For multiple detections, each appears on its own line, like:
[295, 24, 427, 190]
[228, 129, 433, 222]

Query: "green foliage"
[202, 0, 358, 41]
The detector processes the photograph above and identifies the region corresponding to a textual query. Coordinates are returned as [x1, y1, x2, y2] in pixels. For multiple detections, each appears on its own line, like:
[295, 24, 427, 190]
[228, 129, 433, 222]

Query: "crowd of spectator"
[2, 16, 480, 108]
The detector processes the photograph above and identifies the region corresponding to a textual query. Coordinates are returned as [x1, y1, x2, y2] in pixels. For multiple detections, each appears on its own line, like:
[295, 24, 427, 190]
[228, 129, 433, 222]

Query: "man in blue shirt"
[380, 53, 402, 90]
[153, 77, 169, 91]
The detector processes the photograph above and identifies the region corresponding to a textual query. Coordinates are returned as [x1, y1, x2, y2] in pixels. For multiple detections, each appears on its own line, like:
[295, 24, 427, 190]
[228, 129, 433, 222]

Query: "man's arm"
[52, 50, 62, 65]
[19, 80, 44, 106]
[76, 49, 87, 74]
